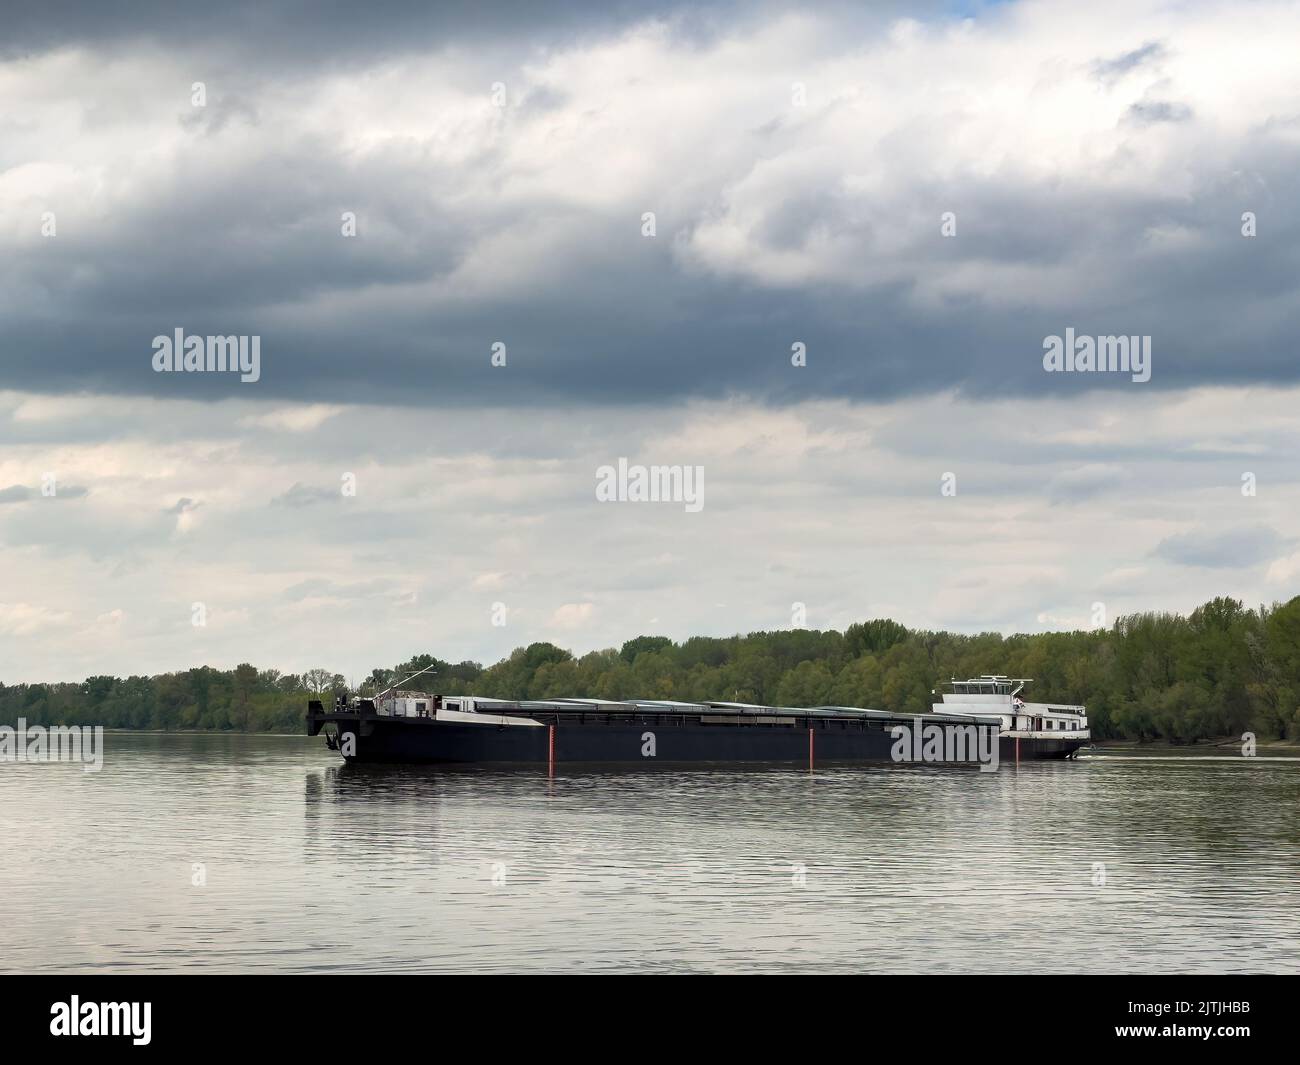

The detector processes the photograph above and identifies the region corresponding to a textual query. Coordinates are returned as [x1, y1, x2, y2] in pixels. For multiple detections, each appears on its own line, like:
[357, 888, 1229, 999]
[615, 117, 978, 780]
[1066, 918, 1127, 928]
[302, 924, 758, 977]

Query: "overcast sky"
[2, 0, 1298, 683]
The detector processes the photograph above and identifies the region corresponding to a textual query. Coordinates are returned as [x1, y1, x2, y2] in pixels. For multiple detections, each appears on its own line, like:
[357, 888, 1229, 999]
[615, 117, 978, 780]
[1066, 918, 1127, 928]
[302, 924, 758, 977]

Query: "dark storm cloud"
[4, 2, 1299, 410]
[0, 1, 687, 59]
[10, 155, 1299, 408]
[1, 0, 936, 62]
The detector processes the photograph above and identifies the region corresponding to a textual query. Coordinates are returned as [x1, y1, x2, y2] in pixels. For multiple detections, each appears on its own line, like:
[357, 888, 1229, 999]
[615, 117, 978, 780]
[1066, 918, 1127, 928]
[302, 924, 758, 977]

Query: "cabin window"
[416, 701, 427, 716]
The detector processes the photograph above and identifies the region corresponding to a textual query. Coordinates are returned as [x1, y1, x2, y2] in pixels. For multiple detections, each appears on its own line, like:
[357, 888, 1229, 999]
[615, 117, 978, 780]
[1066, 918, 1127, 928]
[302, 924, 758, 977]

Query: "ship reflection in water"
[5, 733, 1300, 973]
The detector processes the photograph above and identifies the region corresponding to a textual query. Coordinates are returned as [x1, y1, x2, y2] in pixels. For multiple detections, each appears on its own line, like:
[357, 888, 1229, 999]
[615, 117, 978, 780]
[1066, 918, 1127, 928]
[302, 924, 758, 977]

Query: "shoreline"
[5, 727, 1299, 749]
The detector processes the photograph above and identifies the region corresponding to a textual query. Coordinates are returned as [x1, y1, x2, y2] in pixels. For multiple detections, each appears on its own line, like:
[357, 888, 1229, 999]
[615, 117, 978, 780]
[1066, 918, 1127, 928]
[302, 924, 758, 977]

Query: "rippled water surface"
[3, 733, 1299, 973]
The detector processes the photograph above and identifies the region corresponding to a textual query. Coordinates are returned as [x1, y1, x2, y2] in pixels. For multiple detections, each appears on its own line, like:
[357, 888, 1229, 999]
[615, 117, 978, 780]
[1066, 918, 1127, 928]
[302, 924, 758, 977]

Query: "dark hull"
[1000, 735, 1085, 761]
[310, 712, 1086, 767]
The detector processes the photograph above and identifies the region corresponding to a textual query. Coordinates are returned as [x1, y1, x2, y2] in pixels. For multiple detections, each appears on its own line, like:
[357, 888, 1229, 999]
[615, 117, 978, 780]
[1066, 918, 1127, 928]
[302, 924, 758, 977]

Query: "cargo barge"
[306, 674, 1088, 768]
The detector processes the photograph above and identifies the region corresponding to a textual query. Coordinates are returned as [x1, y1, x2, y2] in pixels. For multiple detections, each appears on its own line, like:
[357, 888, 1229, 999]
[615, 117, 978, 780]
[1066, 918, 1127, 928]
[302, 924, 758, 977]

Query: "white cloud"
[549, 602, 596, 630]
[0, 602, 73, 636]
[238, 405, 343, 433]
[1266, 552, 1300, 585]
[0, 384, 1295, 681]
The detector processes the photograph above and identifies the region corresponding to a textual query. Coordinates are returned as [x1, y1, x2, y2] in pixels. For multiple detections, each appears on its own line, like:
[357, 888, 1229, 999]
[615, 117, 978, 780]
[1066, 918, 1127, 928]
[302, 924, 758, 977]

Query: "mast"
[372, 664, 439, 704]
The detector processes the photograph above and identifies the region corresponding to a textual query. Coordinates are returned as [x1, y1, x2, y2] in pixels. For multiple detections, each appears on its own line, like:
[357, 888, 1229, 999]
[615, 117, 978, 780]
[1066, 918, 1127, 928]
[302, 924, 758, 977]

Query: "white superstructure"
[933, 675, 1089, 741]
[374, 692, 541, 727]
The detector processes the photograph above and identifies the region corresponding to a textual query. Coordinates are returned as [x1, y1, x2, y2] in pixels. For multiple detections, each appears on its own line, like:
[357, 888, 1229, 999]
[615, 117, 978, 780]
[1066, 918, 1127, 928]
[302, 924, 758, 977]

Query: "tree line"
[3, 596, 1298, 742]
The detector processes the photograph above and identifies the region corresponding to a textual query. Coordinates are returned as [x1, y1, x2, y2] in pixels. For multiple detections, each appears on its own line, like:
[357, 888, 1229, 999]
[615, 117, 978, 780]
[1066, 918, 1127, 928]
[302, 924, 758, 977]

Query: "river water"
[3, 733, 1298, 973]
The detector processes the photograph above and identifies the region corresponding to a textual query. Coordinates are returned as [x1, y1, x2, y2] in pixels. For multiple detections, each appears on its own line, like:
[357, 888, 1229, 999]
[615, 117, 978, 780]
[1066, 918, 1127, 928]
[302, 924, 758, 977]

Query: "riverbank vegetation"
[3, 596, 1298, 742]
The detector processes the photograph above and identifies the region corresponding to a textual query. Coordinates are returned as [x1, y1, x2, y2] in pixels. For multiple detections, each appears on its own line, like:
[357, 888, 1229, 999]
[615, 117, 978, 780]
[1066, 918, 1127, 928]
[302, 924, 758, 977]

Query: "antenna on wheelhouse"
[373, 664, 439, 703]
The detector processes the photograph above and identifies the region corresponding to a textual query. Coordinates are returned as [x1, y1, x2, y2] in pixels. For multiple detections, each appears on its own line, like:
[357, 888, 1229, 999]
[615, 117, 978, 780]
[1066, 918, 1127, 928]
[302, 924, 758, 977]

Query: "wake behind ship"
[307, 675, 1089, 767]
